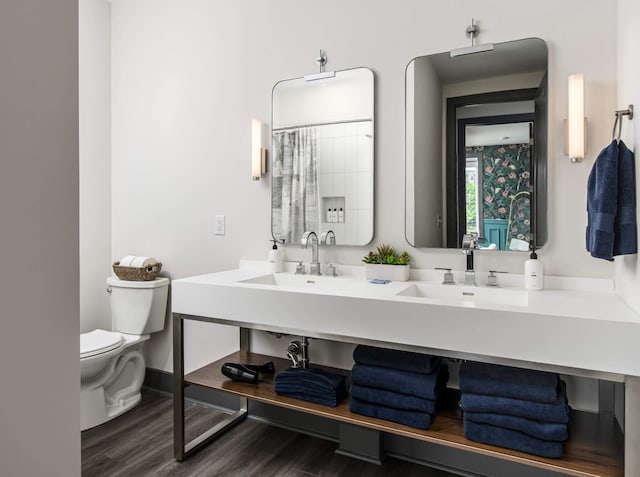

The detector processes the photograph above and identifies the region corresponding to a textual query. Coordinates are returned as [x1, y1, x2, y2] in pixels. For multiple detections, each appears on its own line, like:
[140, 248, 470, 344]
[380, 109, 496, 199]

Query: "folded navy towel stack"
[349, 345, 448, 429]
[274, 367, 347, 407]
[459, 361, 570, 458]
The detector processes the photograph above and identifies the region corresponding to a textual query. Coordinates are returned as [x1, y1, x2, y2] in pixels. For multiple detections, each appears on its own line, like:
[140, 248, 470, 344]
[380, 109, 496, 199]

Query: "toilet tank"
[107, 277, 170, 335]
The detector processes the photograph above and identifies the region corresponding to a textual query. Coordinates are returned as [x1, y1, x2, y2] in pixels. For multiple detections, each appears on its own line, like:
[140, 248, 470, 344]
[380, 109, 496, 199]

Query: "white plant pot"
[364, 264, 410, 282]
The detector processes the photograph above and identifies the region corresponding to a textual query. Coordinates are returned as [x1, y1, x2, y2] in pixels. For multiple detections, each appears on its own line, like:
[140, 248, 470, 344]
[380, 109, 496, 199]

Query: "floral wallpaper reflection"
[466, 143, 531, 244]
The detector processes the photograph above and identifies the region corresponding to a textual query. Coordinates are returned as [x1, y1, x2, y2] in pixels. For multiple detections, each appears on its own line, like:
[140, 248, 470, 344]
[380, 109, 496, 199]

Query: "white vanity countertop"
[172, 261, 640, 379]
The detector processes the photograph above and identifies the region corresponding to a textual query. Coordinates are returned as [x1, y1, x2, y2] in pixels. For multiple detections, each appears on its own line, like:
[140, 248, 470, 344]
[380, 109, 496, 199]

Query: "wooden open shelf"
[185, 351, 623, 477]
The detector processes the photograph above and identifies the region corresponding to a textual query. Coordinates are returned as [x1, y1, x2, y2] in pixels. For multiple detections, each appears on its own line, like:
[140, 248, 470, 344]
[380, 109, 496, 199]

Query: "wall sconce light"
[251, 118, 267, 180]
[566, 73, 586, 163]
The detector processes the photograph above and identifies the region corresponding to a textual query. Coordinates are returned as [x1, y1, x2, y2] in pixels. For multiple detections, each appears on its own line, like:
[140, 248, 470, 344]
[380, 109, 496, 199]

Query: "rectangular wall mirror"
[271, 67, 375, 246]
[405, 38, 548, 251]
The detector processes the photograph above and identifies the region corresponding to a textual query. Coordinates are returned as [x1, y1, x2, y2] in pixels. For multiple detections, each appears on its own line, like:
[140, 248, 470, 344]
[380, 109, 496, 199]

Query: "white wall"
[615, 0, 640, 313]
[106, 0, 619, 373]
[0, 1, 80, 475]
[80, 0, 112, 334]
[614, 0, 640, 428]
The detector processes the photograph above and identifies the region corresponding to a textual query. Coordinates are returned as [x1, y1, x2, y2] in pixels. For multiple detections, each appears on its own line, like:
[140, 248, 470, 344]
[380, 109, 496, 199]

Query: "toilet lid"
[80, 329, 124, 359]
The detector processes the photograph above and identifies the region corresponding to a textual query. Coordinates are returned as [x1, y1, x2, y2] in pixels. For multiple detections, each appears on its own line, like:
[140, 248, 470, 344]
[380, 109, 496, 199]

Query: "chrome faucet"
[320, 230, 335, 245]
[462, 232, 478, 285]
[301, 231, 321, 275]
[321, 230, 337, 276]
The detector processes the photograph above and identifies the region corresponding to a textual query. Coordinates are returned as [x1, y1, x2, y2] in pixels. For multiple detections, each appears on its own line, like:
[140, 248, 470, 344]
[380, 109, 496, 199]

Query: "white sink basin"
[396, 283, 528, 307]
[240, 273, 337, 287]
[239, 273, 528, 307]
[240, 273, 325, 287]
[238, 273, 380, 295]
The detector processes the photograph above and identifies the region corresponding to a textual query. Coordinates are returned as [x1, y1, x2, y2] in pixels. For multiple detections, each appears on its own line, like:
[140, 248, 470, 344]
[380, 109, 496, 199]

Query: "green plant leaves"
[362, 245, 410, 265]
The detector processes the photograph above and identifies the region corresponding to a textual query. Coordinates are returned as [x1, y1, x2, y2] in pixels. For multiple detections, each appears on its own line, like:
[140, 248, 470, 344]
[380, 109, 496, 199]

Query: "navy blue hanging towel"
[613, 140, 637, 256]
[586, 141, 619, 261]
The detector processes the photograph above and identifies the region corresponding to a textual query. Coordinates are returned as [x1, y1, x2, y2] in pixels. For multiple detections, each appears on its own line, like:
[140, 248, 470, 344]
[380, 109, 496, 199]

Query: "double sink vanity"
[172, 260, 640, 477]
[171, 30, 635, 477]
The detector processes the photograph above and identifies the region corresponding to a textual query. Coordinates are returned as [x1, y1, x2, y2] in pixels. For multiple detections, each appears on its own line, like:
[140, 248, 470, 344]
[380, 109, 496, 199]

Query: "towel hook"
[613, 104, 634, 142]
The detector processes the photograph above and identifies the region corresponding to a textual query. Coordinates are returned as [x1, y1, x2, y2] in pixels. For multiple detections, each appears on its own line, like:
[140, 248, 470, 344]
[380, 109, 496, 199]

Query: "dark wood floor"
[82, 388, 456, 476]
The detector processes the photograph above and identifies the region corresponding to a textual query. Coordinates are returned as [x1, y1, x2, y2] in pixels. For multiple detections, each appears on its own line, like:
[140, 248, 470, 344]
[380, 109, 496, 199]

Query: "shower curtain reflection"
[272, 128, 319, 244]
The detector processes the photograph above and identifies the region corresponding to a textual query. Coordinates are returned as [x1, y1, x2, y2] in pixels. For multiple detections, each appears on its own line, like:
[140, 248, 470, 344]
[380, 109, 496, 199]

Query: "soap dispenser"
[524, 251, 544, 290]
[268, 239, 283, 273]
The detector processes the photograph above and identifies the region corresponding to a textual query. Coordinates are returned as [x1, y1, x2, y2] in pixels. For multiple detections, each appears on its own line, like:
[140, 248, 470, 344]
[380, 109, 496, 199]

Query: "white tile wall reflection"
[317, 120, 373, 245]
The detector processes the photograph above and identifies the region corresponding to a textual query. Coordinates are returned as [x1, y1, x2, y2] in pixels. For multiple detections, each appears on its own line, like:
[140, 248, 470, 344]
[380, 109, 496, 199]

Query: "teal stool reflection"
[483, 219, 508, 250]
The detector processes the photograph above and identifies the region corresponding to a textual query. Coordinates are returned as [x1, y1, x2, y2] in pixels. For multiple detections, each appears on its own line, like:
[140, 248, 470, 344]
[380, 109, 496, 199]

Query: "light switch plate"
[215, 215, 225, 235]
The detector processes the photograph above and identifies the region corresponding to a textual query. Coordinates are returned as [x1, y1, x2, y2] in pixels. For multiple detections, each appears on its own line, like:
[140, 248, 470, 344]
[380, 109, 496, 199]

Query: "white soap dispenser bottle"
[268, 239, 282, 273]
[524, 251, 544, 290]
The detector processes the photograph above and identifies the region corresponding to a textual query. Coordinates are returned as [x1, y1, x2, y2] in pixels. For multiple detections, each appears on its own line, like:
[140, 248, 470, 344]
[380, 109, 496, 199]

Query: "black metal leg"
[173, 313, 186, 460]
[173, 314, 249, 461]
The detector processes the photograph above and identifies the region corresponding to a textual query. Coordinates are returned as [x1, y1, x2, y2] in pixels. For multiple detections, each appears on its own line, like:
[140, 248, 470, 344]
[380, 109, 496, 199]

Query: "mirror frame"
[270, 67, 375, 247]
[404, 37, 548, 251]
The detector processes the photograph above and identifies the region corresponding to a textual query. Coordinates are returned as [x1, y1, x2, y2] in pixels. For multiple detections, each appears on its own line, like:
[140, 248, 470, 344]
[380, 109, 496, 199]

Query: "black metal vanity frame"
[172, 310, 632, 477]
[173, 314, 250, 460]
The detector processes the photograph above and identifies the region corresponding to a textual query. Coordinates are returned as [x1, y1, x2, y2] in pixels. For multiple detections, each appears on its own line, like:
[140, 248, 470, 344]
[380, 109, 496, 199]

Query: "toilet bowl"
[80, 277, 169, 431]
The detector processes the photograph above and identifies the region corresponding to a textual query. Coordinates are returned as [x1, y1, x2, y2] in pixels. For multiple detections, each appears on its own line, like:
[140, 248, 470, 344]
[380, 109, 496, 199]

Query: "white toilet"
[80, 276, 169, 431]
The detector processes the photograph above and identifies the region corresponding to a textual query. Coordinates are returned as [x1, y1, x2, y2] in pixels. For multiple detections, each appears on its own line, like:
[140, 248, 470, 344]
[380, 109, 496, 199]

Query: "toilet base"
[81, 387, 142, 431]
[80, 347, 147, 431]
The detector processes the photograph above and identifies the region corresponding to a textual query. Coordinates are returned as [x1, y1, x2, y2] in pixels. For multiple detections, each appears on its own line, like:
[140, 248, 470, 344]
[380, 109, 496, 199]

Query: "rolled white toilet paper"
[118, 255, 136, 267]
[130, 256, 157, 268]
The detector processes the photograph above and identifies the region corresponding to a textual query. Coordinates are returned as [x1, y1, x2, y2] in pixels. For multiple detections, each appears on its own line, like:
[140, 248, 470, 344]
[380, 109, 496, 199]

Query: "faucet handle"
[327, 263, 338, 277]
[435, 267, 455, 285]
[295, 261, 306, 275]
[487, 270, 507, 287]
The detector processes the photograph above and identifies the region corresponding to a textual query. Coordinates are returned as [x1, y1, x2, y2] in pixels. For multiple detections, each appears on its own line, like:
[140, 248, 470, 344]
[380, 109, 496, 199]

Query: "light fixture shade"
[449, 42, 494, 58]
[251, 118, 266, 180]
[568, 73, 585, 162]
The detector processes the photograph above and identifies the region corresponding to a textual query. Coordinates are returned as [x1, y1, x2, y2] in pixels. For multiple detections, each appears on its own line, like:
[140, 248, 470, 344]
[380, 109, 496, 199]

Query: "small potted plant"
[362, 244, 411, 281]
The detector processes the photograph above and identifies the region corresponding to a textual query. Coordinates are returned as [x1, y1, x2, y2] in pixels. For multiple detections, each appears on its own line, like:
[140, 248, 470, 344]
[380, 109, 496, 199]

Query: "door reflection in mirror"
[459, 115, 533, 250]
[405, 37, 548, 251]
